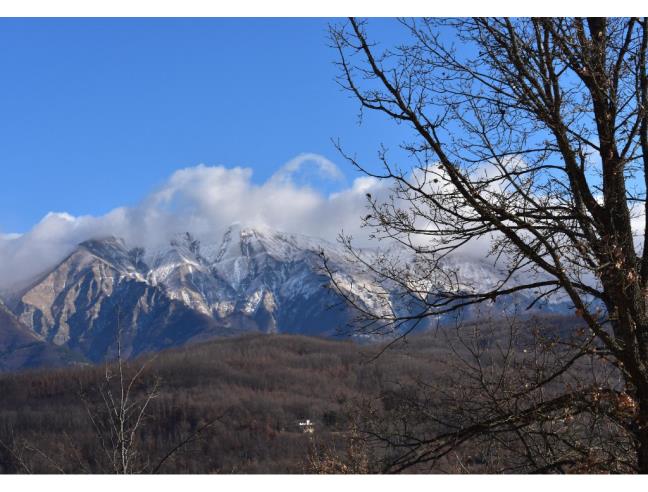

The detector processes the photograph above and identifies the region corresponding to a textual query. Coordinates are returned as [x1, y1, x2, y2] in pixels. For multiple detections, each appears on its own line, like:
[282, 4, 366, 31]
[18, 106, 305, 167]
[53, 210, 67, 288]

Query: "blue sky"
[0, 18, 412, 233]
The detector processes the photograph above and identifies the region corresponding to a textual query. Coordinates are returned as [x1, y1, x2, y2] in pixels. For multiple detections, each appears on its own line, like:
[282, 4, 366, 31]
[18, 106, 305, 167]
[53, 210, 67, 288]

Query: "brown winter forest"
[0, 315, 589, 474]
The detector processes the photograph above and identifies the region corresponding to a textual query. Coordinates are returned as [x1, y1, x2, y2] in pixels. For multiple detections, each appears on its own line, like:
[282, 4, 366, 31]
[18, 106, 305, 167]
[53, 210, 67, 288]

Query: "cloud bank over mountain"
[0, 154, 386, 290]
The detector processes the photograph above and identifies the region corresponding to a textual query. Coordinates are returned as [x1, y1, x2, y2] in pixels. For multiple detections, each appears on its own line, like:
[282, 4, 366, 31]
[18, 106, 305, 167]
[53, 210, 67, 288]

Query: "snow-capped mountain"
[3, 225, 389, 363]
[6, 235, 231, 362]
[0, 224, 574, 368]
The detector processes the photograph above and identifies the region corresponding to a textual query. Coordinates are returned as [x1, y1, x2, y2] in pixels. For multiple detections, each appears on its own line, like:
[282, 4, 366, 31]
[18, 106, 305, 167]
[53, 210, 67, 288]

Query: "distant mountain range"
[0, 224, 574, 371]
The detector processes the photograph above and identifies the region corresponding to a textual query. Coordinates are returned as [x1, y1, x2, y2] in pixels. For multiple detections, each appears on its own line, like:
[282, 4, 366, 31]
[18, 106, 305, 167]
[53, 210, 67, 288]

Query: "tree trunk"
[637, 425, 648, 473]
[637, 393, 648, 473]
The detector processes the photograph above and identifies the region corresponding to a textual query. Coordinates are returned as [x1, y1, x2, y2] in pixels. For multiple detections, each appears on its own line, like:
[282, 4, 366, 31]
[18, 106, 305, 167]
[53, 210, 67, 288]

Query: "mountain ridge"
[0, 224, 575, 371]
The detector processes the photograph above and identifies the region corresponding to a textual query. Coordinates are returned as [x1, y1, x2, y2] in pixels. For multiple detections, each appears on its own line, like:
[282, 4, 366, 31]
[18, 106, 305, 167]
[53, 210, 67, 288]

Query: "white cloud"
[0, 154, 528, 292]
[269, 153, 345, 185]
[0, 154, 387, 290]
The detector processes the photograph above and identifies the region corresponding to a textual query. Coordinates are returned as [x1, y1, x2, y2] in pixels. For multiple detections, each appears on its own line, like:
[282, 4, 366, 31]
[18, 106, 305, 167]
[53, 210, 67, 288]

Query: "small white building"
[298, 419, 315, 434]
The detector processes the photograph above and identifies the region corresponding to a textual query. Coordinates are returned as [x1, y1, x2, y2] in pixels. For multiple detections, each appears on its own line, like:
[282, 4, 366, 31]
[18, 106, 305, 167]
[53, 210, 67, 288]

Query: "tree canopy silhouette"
[328, 17, 648, 473]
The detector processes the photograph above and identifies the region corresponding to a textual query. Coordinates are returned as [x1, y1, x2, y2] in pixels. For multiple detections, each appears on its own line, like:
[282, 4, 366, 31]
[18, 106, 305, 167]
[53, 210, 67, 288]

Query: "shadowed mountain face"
[0, 300, 83, 371]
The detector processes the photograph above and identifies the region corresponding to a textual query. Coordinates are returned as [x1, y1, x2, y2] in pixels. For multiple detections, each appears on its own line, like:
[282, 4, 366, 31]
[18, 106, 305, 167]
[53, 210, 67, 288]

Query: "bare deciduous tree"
[79, 332, 227, 474]
[327, 17, 648, 473]
[79, 334, 160, 474]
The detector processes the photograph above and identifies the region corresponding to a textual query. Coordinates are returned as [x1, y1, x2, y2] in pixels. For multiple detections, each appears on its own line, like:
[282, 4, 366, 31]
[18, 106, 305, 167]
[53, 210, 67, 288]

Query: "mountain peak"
[77, 236, 147, 275]
[79, 235, 126, 251]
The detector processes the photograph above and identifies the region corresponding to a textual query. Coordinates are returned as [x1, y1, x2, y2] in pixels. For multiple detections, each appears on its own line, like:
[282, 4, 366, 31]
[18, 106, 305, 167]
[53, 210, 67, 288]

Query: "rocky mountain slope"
[0, 299, 82, 371]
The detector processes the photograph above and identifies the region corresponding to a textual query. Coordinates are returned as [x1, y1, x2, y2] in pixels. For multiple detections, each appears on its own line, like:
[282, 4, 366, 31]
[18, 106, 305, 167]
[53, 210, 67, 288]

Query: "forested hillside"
[0, 334, 403, 473]
[0, 314, 590, 474]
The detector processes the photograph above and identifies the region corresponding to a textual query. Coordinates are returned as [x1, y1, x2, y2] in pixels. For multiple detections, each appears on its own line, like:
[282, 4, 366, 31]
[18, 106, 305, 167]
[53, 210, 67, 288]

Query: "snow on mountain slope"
[144, 224, 386, 334]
